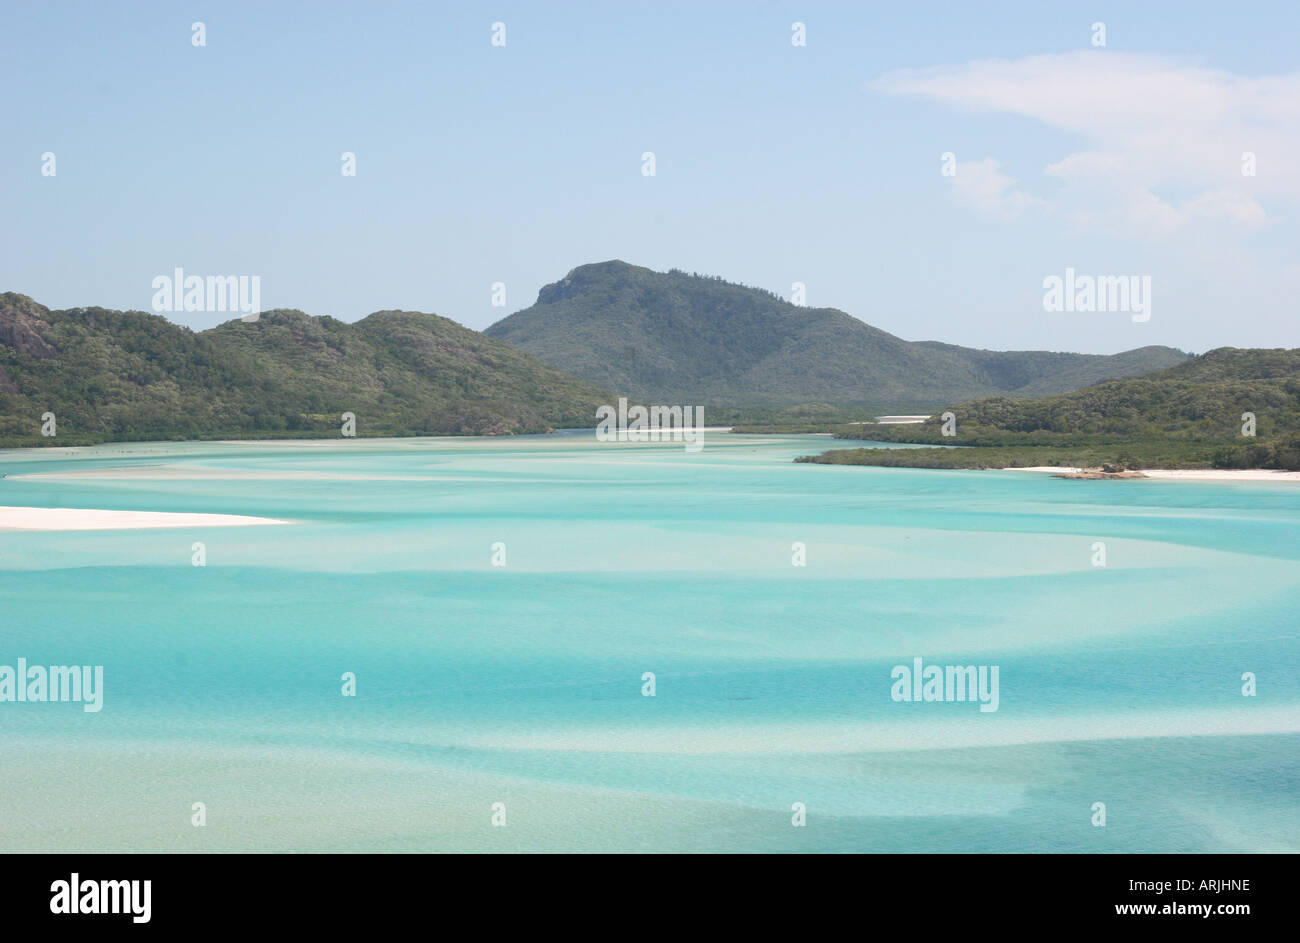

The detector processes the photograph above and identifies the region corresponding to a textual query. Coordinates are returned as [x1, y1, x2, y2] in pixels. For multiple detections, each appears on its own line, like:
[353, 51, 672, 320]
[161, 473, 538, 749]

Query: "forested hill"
[805, 348, 1300, 471]
[922, 348, 1300, 438]
[0, 292, 610, 446]
[484, 260, 1189, 409]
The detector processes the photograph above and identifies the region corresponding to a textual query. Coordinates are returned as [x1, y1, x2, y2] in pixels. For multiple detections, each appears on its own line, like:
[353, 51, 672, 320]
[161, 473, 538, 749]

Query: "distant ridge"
[484, 261, 1190, 409]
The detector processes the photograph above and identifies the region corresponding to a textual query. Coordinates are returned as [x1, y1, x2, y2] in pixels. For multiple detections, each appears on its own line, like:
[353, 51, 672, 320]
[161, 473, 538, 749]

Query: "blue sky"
[2, 0, 1297, 354]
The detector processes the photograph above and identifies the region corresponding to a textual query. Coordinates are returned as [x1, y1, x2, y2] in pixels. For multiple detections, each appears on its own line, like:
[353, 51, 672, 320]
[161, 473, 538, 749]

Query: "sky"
[2, 0, 1297, 355]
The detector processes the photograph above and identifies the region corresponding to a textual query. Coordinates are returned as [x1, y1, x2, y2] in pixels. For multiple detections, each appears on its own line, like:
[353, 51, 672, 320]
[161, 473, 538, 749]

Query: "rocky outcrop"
[1053, 467, 1148, 480]
[0, 293, 58, 359]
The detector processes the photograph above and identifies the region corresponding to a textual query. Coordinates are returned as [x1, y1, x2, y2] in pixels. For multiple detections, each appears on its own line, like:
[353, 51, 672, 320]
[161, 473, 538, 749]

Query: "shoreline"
[999, 466, 1300, 482]
[0, 506, 289, 531]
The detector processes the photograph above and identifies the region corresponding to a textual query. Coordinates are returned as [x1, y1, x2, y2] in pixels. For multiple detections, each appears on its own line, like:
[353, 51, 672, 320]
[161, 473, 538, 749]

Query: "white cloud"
[872, 51, 1297, 238]
[950, 158, 1041, 219]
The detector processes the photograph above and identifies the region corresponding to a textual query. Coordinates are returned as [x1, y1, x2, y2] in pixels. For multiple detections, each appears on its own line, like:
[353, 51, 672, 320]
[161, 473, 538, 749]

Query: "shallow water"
[1, 433, 1297, 852]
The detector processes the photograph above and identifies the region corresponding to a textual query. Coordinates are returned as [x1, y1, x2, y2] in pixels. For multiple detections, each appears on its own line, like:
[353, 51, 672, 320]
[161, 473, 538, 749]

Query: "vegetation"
[484, 260, 1189, 408]
[798, 440, 1230, 470]
[723, 403, 882, 432]
[800, 348, 1300, 471]
[0, 293, 610, 447]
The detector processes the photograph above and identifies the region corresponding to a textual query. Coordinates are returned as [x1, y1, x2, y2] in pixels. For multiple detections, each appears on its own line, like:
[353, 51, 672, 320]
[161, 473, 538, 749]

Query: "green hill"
[891, 348, 1300, 438]
[484, 260, 1189, 409]
[802, 348, 1300, 471]
[0, 293, 610, 447]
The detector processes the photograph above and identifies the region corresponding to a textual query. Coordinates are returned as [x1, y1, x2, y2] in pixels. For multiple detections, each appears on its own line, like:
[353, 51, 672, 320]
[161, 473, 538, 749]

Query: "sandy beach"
[1001, 466, 1084, 474]
[1000, 466, 1300, 481]
[0, 506, 289, 531]
[1140, 469, 1300, 481]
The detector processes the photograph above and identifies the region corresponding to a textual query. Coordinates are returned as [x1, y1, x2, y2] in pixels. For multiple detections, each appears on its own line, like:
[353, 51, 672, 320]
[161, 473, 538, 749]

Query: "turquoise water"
[1, 432, 1297, 852]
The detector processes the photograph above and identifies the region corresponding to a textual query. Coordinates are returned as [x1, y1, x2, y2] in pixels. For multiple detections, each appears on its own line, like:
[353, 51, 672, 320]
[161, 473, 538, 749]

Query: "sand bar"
[13, 465, 425, 481]
[0, 506, 289, 531]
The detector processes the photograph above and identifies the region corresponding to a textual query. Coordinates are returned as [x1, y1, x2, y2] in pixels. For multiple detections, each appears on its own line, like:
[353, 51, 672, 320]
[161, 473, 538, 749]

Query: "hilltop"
[484, 261, 1189, 409]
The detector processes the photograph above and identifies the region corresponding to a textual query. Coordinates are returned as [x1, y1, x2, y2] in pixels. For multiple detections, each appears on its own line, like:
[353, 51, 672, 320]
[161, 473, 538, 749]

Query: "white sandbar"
[0, 506, 288, 531]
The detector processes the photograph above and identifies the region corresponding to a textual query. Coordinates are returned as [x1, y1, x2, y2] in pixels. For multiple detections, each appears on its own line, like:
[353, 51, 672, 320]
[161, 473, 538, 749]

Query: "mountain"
[483, 261, 1190, 409]
[0, 293, 609, 446]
